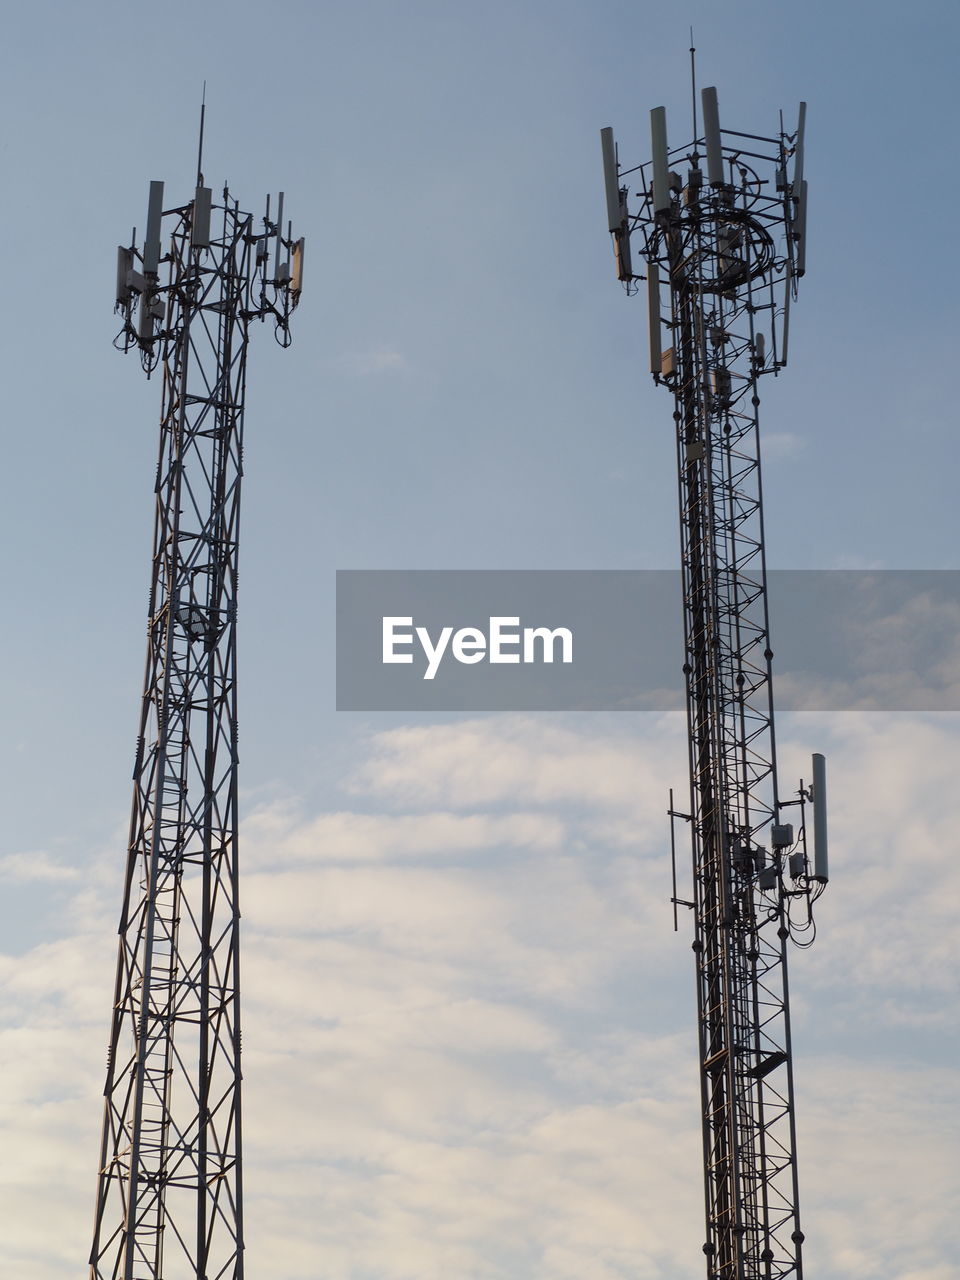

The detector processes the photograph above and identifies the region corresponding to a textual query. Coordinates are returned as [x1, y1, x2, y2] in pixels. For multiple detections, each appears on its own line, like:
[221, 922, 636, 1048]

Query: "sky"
[0, 2, 958, 1278]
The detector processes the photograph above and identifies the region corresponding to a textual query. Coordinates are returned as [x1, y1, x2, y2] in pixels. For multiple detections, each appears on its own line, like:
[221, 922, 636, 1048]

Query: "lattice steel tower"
[90, 130, 303, 1280]
[600, 78, 828, 1280]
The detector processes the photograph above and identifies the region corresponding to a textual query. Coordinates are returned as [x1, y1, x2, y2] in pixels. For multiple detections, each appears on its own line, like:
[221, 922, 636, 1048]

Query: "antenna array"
[600, 85, 826, 1280]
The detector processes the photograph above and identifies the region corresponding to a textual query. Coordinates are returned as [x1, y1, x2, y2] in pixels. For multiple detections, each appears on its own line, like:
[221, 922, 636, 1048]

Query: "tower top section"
[600, 87, 806, 375]
[115, 176, 304, 373]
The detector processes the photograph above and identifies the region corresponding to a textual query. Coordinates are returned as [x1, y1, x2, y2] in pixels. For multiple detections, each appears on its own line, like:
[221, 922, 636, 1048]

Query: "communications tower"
[600, 78, 828, 1279]
[90, 128, 303, 1280]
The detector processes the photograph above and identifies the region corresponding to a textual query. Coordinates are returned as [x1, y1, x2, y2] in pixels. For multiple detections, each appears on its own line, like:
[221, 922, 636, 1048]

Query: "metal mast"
[600, 83, 827, 1280]
[90, 147, 303, 1280]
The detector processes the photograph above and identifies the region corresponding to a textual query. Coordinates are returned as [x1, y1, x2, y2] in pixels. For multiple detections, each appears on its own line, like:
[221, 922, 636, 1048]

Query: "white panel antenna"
[795, 179, 808, 276]
[143, 180, 164, 275]
[277, 220, 293, 286]
[291, 238, 305, 295]
[647, 264, 662, 373]
[192, 186, 212, 249]
[650, 107, 670, 213]
[780, 274, 792, 367]
[701, 87, 724, 186]
[116, 246, 134, 305]
[793, 101, 806, 190]
[811, 752, 828, 882]
[274, 191, 285, 282]
[618, 233, 633, 281]
[600, 127, 622, 233]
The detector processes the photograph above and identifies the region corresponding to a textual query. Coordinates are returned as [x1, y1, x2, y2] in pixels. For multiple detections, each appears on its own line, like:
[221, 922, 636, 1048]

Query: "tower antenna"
[599, 85, 824, 1280]
[97, 140, 305, 1280]
[196, 81, 206, 187]
[689, 29, 698, 143]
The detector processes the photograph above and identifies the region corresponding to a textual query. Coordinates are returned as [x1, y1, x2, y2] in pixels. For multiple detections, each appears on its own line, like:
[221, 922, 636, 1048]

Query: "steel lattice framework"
[90, 168, 302, 1280]
[601, 82, 826, 1280]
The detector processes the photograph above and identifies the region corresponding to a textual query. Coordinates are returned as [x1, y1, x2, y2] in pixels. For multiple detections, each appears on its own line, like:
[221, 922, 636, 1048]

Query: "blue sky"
[0, 2, 957, 1278]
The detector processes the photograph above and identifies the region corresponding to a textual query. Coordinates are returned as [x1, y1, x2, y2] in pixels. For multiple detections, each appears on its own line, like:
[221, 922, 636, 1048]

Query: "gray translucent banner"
[335, 570, 960, 711]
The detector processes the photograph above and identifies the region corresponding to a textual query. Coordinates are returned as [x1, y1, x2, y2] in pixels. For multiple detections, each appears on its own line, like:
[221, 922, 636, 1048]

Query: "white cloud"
[0, 851, 79, 883]
[762, 430, 804, 460]
[338, 346, 408, 375]
[346, 714, 685, 820]
[1, 713, 957, 1278]
[776, 583, 960, 711]
[243, 803, 568, 866]
[801, 1058, 959, 1279]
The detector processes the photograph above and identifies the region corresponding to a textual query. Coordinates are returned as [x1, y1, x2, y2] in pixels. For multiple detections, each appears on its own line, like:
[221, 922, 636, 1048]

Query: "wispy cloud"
[346, 714, 683, 818]
[1, 713, 957, 1278]
[243, 804, 568, 867]
[762, 430, 804, 460]
[338, 346, 409, 375]
[0, 851, 79, 884]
